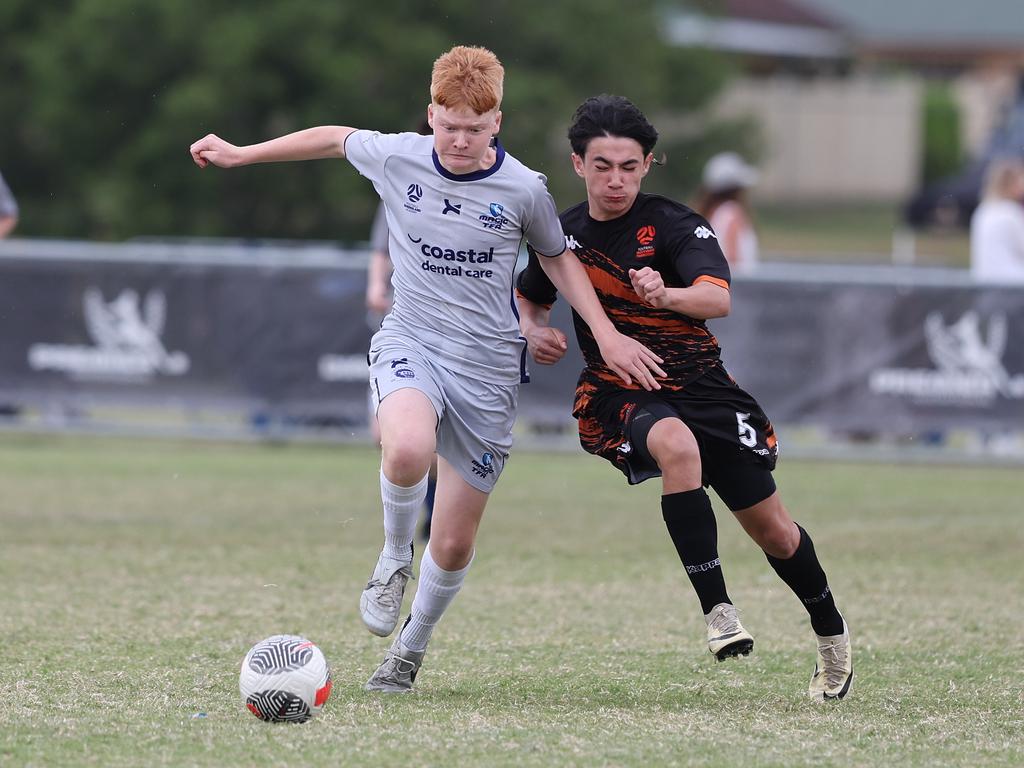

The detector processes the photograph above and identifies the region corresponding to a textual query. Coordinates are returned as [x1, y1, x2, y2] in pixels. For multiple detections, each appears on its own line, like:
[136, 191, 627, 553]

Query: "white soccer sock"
[380, 469, 428, 562]
[400, 545, 472, 652]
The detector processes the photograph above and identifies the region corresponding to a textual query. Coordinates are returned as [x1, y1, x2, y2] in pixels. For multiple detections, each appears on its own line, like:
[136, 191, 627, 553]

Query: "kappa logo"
[471, 452, 496, 478]
[28, 288, 190, 380]
[694, 225, 717, 240]
[565, 235, 582, 251]
[442, 198, 462, 216]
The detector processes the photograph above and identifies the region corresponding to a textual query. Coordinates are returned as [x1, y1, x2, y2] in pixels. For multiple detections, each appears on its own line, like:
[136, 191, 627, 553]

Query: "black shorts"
[576, 364, 779, 510]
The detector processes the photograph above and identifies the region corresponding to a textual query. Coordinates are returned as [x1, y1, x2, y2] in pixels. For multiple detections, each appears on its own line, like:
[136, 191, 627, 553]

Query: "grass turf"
[1, 434, 1021, 767]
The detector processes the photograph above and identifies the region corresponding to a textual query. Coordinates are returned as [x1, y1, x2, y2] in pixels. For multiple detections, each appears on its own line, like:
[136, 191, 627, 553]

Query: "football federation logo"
[635, 225, 656, 259]
[404, 183, 423, 214]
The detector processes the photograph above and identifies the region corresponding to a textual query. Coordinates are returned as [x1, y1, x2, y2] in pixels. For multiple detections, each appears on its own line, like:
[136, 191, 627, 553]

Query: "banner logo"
[869, 311, 1024, 405]
[28, 288, 190, 381]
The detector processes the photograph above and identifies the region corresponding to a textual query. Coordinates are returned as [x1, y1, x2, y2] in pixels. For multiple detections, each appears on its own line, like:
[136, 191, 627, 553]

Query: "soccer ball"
[239, 635, 332, 722]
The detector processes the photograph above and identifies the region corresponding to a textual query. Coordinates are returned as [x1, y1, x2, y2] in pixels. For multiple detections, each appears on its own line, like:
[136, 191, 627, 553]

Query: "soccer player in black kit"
[516, 95, 853, 701]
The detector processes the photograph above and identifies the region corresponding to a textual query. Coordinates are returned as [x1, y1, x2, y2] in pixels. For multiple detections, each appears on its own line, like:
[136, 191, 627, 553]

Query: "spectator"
[0, 171, 18, 238]
[970, 157, 1024, 284]
[695, 152, 759, 274]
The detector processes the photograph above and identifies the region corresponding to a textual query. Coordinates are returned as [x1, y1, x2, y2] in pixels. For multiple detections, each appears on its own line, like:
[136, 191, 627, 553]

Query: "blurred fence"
[1, 239, 1022, 459]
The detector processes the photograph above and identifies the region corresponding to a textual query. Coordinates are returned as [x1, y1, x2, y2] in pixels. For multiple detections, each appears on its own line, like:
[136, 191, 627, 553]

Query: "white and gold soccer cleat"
[808, 618, 853, 702]
[704, 602, 754, 661]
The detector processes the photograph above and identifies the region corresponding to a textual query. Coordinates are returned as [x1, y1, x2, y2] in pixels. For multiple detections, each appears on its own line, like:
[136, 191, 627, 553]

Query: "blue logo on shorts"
[471, 452, 496, 478]
[395, 368, 415, 379]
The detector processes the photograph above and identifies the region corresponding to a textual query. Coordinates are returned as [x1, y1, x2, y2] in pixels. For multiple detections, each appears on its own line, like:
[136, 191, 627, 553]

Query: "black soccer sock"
[765, 524, 844, 636]
[662, 488, 732, 615]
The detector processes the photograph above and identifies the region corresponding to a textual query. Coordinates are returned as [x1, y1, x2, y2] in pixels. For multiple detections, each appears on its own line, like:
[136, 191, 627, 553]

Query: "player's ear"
[492, 110, 502, 135]
[426, 103, 435, 130]
[572, 153, 585, 178]
[642, 153, 653, 177]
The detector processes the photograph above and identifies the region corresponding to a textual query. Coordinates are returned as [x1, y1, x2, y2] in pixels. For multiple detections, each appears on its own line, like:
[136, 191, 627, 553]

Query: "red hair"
[430, 46, 504, 114]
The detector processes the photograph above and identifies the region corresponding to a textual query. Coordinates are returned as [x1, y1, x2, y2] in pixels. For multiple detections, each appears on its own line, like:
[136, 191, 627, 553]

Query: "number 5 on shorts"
[736, 412, 757, 448]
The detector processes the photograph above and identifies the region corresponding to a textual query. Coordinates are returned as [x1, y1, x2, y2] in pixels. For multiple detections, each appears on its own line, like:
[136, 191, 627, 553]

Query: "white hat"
[702, 152, 759, 192]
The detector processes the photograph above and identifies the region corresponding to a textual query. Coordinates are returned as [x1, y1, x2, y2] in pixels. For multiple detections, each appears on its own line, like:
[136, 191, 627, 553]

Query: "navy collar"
[432, 138, 506, 181]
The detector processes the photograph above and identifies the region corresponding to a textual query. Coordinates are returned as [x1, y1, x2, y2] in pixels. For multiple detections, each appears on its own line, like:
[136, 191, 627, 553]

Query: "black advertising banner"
[1, 242, 1022, 435]
[714, 270, 1024, 433]
[0, 241, 376, 427]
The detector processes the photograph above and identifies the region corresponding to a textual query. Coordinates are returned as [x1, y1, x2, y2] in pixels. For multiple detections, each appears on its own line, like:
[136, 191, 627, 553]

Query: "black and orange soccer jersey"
[517, 192, 731, 392]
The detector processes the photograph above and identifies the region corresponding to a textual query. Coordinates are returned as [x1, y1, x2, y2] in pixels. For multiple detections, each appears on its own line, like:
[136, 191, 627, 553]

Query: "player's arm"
[366, 249, 394, 314]
[628, 269, 731, 318]
[539, 248, 665, 389]
[190, 126, 358, 169]
[515, 250, 568, 365]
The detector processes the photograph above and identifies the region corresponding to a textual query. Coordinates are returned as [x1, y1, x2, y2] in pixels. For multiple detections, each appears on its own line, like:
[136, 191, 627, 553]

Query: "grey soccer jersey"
[345, 130, 565, 384]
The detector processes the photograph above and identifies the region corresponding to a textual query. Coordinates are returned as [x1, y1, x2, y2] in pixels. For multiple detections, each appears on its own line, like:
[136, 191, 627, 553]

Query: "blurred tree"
[922, 82, 964, 185]
[1, 0, 740, 241]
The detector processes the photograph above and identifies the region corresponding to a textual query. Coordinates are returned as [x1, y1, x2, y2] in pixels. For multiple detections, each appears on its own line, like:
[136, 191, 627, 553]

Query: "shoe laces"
[365, 568, 409, 609]
[818, 636, 849, 687]
[708, 605, 741, 636]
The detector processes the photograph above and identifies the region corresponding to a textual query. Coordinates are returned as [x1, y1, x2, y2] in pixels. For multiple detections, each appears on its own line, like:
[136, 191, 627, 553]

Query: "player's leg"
[360, 343, 443, 638]
[365, 460, 488, 693]
[420, 456, 438, 541]
[366, 369, 515, 693]
[632, 404, 753, 660]
[360, 387, 437, 637]
[730, 490, 852, 701]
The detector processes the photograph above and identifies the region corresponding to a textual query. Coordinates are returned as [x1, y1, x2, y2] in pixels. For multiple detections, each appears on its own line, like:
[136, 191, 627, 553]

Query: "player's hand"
[629, 267, 669, 308]
[595, 330, 665, 391]
[525, 326, 568, 365]
[190, 134, 244, 169]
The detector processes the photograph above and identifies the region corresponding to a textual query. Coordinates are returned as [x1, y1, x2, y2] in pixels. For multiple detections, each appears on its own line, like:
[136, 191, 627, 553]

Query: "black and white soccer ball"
[239, 634, 332, 722]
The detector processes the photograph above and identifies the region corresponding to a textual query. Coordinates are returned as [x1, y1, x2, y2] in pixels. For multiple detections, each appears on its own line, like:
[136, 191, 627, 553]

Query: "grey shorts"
[368, 334, 517, 493]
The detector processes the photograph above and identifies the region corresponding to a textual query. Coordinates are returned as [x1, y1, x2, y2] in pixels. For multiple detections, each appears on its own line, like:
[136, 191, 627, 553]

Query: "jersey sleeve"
[665, 211, 731, 290]
[521, 176, 566, 257]
[344, 130, 406, 185]
[516, 247, 559, 308]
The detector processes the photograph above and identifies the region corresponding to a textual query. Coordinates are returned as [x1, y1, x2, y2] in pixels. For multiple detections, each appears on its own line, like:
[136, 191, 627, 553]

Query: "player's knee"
[381, 441, 433, 484]
[428, 535, 473, 570]
[755, 520, 799, 559]
[647, 422, 701, 473]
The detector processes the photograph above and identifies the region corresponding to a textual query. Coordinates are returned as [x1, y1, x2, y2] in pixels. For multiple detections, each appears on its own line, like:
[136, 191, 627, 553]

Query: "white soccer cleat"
[359, 550, 413, 637]
[364, 622, 425, 693]
[704, 602, 755, 661]
[808, 618, 853, 702]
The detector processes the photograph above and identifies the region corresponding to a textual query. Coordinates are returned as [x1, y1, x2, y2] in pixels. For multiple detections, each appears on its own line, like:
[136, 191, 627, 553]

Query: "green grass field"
[1, 435, 1021, 767]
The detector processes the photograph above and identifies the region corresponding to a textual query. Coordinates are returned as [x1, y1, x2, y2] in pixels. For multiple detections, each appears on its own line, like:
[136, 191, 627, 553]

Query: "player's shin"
[764, 524, 844, 636]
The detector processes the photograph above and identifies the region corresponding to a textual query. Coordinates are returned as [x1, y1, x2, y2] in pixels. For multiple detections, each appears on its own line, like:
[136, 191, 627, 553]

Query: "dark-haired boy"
[516, 94, 853, 702]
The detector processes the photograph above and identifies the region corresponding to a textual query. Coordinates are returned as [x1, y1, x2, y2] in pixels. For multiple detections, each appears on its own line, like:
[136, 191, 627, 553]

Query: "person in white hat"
[696, 152, 760, 273]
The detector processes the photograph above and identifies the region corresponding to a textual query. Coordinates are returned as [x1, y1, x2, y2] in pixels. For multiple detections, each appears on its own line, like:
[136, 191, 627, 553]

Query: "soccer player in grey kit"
[190, 46, 665, 692]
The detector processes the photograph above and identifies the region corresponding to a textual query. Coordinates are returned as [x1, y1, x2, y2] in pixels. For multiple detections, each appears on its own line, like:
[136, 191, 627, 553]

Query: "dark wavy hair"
[568, 94, 659, 157]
